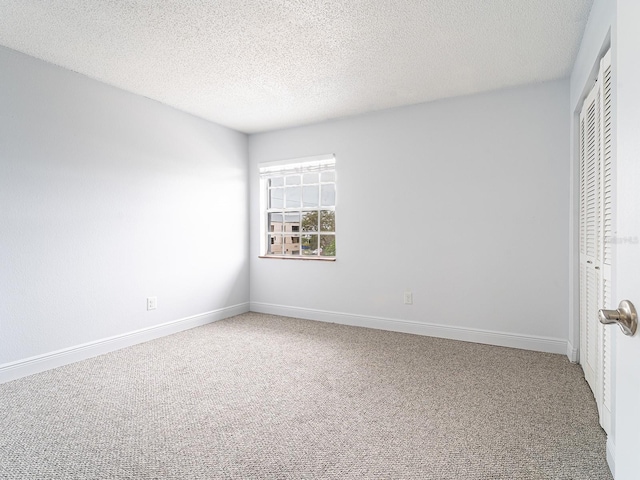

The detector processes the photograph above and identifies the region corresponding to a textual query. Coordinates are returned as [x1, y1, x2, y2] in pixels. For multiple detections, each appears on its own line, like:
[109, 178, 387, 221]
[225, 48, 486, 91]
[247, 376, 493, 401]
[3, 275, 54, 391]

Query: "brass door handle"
[599, 300, 638, 336]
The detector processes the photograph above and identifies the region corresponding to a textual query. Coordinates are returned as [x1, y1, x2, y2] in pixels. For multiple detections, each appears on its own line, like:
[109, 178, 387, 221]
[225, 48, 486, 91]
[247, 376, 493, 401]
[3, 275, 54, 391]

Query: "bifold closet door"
[579, 50, 612, 434]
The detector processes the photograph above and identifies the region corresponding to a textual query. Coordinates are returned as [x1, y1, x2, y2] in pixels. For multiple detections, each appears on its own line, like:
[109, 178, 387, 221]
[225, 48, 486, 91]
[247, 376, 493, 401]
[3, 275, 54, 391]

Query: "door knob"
[599, 300, 638, 336]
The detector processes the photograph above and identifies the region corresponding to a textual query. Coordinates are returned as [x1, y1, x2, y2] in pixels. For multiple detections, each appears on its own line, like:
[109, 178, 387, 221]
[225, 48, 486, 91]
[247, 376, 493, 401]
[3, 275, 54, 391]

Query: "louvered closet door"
[579, 50, 612, 435]
[597, 50, 613, 434]
[579, 77, 600, 395]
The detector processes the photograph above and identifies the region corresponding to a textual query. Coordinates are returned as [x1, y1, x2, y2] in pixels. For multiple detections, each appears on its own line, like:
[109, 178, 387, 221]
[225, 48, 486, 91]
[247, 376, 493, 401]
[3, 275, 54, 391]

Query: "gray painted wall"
[249, 80, 570, 344]
[0, 47, 249, 365]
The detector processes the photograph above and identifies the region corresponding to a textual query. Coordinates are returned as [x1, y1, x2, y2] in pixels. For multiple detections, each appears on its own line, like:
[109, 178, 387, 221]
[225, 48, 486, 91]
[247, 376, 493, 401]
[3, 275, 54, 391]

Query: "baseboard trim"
[566, 341, 579, 363]
[606, 436, 615, 478]
[0, 302, 249, 384]
[250, 302, 568, 355]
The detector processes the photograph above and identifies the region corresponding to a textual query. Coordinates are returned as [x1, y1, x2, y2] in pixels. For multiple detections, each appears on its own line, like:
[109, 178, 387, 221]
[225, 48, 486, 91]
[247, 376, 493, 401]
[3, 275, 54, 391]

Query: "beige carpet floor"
[0, 312, 612, 479]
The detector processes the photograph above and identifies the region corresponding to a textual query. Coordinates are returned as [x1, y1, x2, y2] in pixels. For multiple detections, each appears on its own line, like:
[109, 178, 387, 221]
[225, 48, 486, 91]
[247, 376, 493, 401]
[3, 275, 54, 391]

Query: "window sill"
[259, 255, 336, 261]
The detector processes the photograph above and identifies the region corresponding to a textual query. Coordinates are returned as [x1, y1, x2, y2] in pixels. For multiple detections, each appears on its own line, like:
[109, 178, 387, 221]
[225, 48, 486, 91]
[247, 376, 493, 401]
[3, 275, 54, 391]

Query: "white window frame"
[259, 154, 336, 260]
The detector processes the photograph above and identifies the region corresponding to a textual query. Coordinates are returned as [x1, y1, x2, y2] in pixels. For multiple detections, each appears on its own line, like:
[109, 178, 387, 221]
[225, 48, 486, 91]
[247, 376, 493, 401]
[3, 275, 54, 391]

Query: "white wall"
[0, 47, 249, 373]
[249, 80, 570, 353]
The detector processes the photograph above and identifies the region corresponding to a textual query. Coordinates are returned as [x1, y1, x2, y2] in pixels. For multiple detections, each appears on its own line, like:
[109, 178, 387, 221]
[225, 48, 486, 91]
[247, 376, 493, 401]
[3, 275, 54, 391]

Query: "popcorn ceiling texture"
[0, 1, 593, 133]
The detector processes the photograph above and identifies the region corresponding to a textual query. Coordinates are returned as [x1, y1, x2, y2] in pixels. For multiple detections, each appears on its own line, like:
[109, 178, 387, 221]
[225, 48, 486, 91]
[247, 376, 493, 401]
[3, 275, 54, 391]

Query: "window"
[260, 155, 336, 259]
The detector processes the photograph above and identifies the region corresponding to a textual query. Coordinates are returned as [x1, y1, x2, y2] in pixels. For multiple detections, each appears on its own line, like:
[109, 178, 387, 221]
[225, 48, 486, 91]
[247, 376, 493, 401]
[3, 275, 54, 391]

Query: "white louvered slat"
[580, 262, 587, 360]
[580, 117, 587, 256]
[602, 63, 613, 266]
[579, 79, 599, 396]
[585, 265, 598, 392]
[597, 51, 613, 435]
[579, 49, 613, 435]
[595, 87, 602, 264]
[602, 275, 612, 410]
[585, 99, 599, 260]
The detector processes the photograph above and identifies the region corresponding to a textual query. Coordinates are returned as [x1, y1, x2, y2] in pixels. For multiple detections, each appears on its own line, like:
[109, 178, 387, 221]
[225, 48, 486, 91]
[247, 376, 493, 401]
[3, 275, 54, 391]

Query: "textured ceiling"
[0, 1, 593, 133]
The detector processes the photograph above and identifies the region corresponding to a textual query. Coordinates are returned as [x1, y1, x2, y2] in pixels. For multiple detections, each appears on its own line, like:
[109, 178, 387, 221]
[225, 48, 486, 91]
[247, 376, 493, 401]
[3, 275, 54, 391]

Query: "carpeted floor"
[0, 312, 612, 479]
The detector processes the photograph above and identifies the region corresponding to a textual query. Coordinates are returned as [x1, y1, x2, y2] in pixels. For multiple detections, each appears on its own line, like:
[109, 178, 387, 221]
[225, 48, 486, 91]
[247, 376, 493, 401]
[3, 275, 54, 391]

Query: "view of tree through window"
[262, 159, 336, 257]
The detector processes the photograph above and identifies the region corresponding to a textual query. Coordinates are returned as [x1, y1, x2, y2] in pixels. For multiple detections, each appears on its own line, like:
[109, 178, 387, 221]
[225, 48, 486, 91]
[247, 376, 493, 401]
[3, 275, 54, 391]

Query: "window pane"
[321, 171, 335, 182]
[268, 212, 284, 232]
[283, 235, 301, 255]
[303, 173, 318, 184]
[302, 185, 319, 208]
[302, 234, 318, 255]
[321, 184, 335, 206]
[320, 210, 335, 232]
[285, 186, 301, 208]
[268, 235, 283, 255]
[270, 176, 284, 187]
[301, 211, 319, 232]
[320, 235, 336, 256]
[284, 212, 300, 232]
[270, 188, 284, 209]
[285, 175, 301, 185]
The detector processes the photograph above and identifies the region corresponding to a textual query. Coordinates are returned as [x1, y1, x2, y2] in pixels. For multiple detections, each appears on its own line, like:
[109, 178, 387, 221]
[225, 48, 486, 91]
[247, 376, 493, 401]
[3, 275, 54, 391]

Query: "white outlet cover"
[147, 297, 157, 310]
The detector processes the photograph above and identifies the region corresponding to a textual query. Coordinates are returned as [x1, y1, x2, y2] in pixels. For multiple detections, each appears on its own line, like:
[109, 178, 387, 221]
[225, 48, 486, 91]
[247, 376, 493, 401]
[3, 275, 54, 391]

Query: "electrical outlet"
[147, 297, 157, 310]
[404, 291, 413, 305]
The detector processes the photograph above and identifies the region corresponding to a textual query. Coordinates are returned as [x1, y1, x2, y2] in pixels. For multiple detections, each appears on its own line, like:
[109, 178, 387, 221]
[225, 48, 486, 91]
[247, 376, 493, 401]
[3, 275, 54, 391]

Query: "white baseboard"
[606, 436, 615, 478]
[250, 302, 568, 355]
[566, 341, 579, 363]
[0, 302, 249, 384]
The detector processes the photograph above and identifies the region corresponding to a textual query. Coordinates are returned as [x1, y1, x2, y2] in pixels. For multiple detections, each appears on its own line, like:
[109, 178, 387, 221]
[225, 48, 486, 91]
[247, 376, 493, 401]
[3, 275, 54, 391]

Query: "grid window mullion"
[263, 166, 335, 257]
